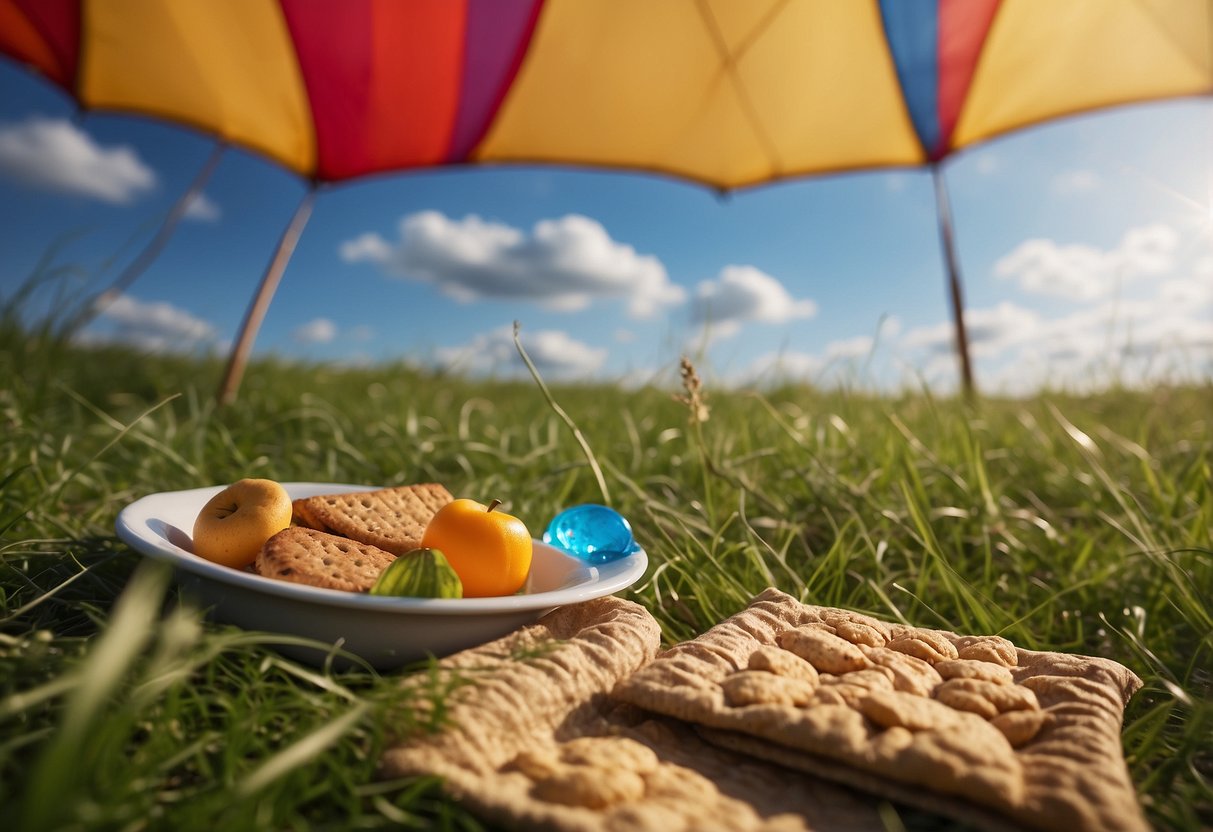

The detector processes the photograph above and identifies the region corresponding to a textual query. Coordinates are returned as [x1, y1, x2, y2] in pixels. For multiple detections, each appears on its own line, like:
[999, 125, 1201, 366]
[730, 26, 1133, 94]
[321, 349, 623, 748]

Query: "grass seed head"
[675, 356, 709, 424]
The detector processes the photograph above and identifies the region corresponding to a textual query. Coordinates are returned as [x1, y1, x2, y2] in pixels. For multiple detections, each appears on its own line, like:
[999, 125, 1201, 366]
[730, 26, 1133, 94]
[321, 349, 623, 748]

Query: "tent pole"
[931, 163, 976, 399]
[81, 141, 227, 326]
[217, 188, 317, 406]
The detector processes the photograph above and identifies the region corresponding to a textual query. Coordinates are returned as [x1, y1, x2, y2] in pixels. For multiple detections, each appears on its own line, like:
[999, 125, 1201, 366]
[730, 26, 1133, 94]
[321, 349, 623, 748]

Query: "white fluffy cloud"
[293, 318, 337, 344]
[340, 211, 685, 319]
[77, 294, 218, 353]
[692, 265, 817, 338]
[435, 325, 607, 378]
[902, 302, 1042, 357]
[0, 116, 155, 203]
[731, 318, 901, 388]
[994, 223, 1179, 301]
[731, 267, 1210, 394]
[340, 232, 393, 263]
[824, 335, 875, 361]
[184, 192, 220, 221]
[897, 273, 1212, 394]
[291, 319, 376, 346]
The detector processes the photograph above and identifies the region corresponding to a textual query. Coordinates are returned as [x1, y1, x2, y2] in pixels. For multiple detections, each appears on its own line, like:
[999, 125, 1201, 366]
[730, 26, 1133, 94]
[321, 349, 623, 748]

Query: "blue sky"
[2, 58, 1210, 395]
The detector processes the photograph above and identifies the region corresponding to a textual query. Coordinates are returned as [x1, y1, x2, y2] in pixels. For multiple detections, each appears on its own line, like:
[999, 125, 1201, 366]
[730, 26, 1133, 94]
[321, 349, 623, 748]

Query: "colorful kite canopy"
[3, 0, 1210, 401]
[3, 0, 1210, 190]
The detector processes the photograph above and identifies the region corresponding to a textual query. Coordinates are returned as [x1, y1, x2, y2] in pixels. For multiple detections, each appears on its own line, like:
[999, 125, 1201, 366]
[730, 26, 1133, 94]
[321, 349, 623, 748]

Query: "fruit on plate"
[192, 478, 293, 569]
[369, 547, 463, 598]
[421, 499, 532, 597]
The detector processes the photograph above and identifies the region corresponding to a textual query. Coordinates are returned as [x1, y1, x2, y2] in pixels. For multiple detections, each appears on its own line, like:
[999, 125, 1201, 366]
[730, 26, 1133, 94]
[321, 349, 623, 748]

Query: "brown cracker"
[936, 658, 1016, 685]
[776, 627, 868, 674]
[956, 635, 1019, 667]
[721, 670, 816, 708]
[865, 646, 942, 697]
[747, 644, 820, 685]
[612, 587, 1147, 832]
[255, 526, 396, 592]
[290, 497, 329, 531]
[300, 483, 453, 555]
[886, 630, 959, 664]
[380, 596, 888, 832]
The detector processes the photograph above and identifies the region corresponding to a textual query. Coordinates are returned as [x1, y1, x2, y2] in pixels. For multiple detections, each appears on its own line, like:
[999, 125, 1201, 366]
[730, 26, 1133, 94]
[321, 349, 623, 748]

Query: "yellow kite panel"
[81, 0, 315, 174]
[736, 0, 924, 180]
[478, 0, 922, 189]
[955, 0, 1213, 149]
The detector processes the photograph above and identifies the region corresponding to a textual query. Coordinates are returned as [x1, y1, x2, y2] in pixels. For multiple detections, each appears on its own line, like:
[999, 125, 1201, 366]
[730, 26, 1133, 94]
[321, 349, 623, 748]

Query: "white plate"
[115, 483, 648, 669]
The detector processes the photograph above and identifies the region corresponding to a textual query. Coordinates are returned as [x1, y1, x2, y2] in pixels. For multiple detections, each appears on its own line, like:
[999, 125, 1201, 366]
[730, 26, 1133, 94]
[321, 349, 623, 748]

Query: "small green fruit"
[370, 547, 463, 598]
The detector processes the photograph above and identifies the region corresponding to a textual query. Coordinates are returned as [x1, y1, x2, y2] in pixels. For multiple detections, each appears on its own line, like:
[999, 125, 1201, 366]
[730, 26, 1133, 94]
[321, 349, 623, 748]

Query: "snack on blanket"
[380, 596, 888, 832]
[612, 588, 1148, 832]
[293, 483, 454, 555]
[256, 526, 397, 592]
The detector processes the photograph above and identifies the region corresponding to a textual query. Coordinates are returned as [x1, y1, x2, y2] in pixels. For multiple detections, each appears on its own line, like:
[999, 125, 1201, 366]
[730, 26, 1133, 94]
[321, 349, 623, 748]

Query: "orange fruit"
[420, 499, 532, 597]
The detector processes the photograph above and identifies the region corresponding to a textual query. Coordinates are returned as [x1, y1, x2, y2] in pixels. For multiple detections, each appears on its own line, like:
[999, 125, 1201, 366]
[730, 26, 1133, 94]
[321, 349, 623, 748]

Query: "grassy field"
[1, 315, 1210, 831]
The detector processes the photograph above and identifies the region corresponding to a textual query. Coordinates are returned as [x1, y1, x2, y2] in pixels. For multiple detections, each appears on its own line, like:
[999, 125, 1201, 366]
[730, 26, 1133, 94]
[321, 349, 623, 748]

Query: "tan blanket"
[612, 588, 1148, 832]
[380, 595, 888, 831]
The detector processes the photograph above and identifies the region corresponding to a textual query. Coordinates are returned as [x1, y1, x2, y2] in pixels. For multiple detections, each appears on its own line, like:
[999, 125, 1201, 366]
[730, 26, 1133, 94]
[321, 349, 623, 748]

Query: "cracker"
[747, 644, 819, 685]
[936, 659, 1015, 685]
[776, 626, 868, 674]
[886, 630, 959, 664]
[956, 635, 1018, 667]
[612, 588, 1148, 832]
[300, 484, 453, 555]
[863, 646, 942, 697]
[380, 596, 888, 832]
[255, 526, 396, 592]
[721, 670, 816, 707]
[291, 498, 329, 531]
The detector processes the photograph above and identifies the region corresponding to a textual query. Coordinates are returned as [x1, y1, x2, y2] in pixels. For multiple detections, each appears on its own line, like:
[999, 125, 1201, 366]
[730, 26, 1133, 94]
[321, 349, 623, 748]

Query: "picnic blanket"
[380, 589, 1147, 832]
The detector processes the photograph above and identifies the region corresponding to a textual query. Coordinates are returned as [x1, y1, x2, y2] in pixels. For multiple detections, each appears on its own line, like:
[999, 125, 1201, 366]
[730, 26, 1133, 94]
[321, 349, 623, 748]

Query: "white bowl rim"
[115, 482, 648, 614]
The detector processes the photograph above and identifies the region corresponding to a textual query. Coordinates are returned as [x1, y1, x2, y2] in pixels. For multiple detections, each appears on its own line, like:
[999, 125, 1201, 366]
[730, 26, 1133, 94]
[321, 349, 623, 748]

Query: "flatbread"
[296, 484, 453, 555]
[611, 588, 1148, 832]
[380, 596, 889, 832]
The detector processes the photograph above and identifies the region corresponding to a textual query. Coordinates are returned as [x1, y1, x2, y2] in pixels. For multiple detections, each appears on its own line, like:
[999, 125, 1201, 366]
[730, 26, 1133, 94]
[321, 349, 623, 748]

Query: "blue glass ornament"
[544, 504, 640, 564]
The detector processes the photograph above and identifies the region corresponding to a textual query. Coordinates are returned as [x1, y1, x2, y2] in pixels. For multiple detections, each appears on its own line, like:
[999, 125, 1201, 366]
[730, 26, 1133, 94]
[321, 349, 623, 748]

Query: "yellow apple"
[421, 498, 532, 597]
[192, 478, 292, 569]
